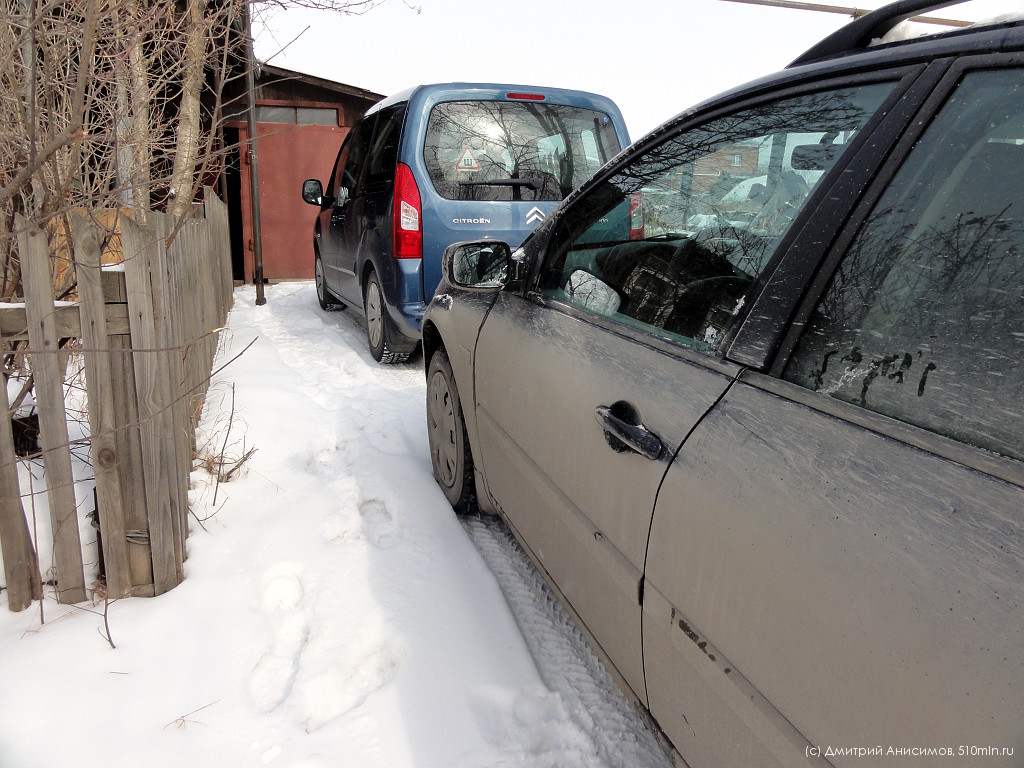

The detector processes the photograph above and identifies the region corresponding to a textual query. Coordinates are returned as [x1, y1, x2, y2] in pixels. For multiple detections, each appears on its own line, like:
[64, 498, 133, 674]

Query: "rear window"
[423, 100, 622, 202]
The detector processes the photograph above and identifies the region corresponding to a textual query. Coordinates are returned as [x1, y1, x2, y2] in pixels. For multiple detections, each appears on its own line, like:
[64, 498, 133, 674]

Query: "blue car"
[302, 83, 630, 362]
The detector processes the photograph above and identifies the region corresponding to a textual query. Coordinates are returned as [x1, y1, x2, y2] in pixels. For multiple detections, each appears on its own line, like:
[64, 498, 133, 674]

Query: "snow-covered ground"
[0, 282, 672, 768]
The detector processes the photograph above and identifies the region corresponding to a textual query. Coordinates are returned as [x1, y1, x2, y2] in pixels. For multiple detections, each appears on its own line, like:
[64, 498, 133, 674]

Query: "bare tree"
[0, 0, 390, 302]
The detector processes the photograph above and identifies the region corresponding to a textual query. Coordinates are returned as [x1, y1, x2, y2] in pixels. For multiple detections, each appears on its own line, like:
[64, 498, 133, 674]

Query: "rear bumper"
[391, 300, 426, 345]
[384, 257, 425, 347]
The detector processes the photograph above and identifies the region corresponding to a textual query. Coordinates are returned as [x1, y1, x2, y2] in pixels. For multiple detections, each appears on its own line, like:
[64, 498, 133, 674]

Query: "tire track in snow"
[463, 516, 673, 768]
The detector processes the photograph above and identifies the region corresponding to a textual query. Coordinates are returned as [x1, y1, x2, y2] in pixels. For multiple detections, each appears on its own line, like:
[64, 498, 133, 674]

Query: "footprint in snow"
[300, 643, 402, 732]
[319, 478, 366, 545]
[260, 572, 304, 612]
[305, 436, 355, 476]
[359, 498, 402, 549]
[249, 569, 310, 713]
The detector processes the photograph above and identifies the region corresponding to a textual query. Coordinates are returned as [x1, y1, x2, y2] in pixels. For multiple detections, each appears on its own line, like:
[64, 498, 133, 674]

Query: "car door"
[324, 113, 375, 304]
[472, 79, 896, 704]
[316, 146, 345, 272]
[342, 103, 406, 293]
[644, 61, 1024, 767]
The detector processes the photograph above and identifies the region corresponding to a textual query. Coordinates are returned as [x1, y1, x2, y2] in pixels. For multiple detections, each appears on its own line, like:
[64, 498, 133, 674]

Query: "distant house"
[222, 64, 384, 282]
[692, 145, 760, 195]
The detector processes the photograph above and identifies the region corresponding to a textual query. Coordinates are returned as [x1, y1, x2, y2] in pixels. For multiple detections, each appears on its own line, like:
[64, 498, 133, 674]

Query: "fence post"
[16, 214, 87, 604]
[0, 379, 41, 611]
[72, 213, 133, 598]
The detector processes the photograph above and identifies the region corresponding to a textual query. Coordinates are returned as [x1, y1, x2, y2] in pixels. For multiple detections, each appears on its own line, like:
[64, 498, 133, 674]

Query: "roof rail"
[789, 0, 967, 67]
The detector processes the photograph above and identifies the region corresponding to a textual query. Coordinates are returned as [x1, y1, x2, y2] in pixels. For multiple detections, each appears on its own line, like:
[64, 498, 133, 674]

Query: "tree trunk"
[168, 0, 207, 218]
[128, 0, 151, 215]
[115, 42, 134, 207]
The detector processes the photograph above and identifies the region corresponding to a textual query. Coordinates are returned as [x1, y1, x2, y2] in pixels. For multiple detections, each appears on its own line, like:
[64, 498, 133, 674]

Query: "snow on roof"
[871, 12, 1024, 47]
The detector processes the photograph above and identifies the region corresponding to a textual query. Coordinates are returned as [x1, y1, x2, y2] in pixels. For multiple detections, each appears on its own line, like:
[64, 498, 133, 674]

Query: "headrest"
[790, 142, 842, 171]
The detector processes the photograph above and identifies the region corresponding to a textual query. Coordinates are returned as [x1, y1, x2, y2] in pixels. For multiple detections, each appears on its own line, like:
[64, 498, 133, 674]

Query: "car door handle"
[595, 405, 663, 460]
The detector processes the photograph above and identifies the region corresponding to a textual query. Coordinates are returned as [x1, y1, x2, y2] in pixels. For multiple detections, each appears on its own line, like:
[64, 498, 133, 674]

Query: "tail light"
[629, 191, 644, 241]
[394, 162, 422, 259]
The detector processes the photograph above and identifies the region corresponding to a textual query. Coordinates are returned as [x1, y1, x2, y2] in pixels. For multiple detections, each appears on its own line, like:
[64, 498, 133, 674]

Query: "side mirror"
[302, 179, 324, 206]
[442, 240, 512, 289]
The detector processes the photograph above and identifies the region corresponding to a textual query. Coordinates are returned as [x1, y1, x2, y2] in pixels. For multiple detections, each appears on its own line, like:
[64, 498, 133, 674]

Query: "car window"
[326, 144, 345, 202]
[365, 104, 406, 188]
[335, 113, 376, 198]
[536, 83, 894, 352]
[423, 101, 622, 202]
[330, 140, 348, 199]
[784, 67, 1024, 462]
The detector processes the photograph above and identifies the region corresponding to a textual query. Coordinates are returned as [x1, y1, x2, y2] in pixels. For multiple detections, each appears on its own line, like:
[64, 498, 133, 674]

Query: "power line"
[719, 0, 971, 27]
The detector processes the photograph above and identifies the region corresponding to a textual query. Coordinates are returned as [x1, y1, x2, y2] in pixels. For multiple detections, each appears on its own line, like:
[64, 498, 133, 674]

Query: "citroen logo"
[526, 206, 545, 226]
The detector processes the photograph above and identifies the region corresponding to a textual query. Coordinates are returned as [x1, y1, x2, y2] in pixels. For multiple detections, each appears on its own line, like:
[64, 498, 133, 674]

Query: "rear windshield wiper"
[458, 178, 541, 190]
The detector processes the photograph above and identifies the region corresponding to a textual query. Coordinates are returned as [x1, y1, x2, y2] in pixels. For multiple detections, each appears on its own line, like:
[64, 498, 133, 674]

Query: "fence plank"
[120, 216, 180, 596]
[204, 189, 234, 327]
[171, 226, 193, 522]
[0, 380, 41, 611]
[107, 331, 154, 595]
[152, 215, 187, 567]
[196, 223, 215, 382]
[154, 217, 189, 577]
[17, 214, 86, 604]
[72, 214, 132, 598]
[178, 225, 201, 442]
[172, 221, 209, 427]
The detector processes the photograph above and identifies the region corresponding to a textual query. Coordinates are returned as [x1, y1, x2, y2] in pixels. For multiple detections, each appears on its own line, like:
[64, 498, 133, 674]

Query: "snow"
[0, 300, 78, 308]
[0, 282, 671, 768]
[872, 11, 1024, 46]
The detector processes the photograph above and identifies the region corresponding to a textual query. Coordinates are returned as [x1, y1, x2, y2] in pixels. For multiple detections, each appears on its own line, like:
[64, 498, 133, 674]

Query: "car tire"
[364, 270, 410, 364]
[427, 348, 475, 513]
[315, 251, 344, 311]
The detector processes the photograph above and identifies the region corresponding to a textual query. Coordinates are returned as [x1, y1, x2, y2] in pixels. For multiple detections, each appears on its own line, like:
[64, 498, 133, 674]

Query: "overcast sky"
[253, 0, 1021, 139]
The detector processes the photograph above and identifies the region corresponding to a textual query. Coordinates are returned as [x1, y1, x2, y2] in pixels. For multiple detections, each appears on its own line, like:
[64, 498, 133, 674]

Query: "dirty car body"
[423, 3, 1024, 766]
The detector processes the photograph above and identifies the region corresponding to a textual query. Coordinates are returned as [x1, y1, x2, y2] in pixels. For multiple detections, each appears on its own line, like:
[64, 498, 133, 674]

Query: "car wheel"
[427, 348, 475, 513]
[364, 270, 410, 364]
[315, 251, 343, 311]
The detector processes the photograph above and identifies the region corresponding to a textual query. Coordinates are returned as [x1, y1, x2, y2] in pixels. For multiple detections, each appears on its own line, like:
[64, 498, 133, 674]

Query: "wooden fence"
[0, 190, 233, 611]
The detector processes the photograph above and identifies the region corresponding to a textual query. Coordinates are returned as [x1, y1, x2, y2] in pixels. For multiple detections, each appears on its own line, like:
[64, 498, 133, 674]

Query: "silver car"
[423, 3, 1024, 765]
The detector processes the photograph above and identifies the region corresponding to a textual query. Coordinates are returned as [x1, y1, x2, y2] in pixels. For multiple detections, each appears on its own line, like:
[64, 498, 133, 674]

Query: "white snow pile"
[0, 282, 671, 768]
[871, 6, 1024, 47]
